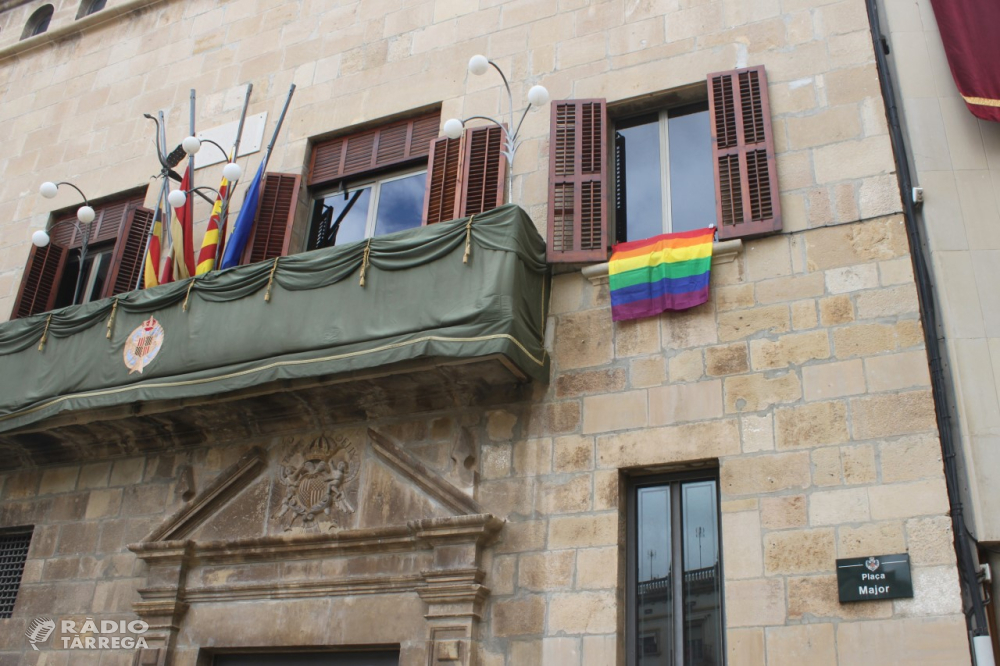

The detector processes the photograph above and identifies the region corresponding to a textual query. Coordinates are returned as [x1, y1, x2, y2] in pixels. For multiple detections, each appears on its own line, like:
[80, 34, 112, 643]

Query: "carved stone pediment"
[127, 428, 499, 666]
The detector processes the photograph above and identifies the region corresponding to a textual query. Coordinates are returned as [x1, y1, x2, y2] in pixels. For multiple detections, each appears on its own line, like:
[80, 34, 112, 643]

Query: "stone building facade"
[0, 0, 982, 664]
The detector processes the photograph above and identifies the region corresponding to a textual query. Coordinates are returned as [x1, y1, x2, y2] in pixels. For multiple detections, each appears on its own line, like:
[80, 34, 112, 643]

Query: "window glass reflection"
[618, 118, 663, 243]
[637, 486, 673, 666]
[316, 187, 372, 248]
[668, 110, 717, 233]
[681, 480, 722, 666]
[374, 172, 426, 236]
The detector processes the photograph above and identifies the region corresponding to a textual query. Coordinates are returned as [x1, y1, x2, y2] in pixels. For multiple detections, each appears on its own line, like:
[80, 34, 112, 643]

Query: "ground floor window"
[627, 473, 724, 666]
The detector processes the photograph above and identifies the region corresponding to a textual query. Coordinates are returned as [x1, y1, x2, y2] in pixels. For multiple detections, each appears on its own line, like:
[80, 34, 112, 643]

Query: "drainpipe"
[865, 0, 993, 661]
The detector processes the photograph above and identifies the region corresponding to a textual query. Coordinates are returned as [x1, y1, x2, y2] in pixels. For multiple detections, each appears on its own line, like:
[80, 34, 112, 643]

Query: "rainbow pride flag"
[609, 227, 715, 321]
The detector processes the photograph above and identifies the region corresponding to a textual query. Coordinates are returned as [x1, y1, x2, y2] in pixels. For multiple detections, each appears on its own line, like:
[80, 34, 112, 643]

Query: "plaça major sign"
[836, 553, 914, 603]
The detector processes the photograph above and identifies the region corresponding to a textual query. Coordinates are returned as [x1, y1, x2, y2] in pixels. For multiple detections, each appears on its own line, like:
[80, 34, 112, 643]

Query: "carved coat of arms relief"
[273, 434, 360, 532]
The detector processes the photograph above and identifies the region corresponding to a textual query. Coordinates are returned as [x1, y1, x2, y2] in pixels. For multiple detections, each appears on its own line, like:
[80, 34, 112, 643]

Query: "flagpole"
[213, 83, 253, 268]
[260, 83, 296, 173]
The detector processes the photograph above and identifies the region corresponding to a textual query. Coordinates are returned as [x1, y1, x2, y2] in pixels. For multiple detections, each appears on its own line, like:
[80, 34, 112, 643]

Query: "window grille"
[0, 528, 33, 618]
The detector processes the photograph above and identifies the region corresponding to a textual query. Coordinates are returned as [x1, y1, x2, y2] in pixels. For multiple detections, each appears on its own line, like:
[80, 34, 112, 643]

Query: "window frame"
[310, 166, 428, 250]
[625, 469, 725, 666]
[21, 4, 54, 40]
[612, 99, 715, 245]
[0, 525, 33, 618]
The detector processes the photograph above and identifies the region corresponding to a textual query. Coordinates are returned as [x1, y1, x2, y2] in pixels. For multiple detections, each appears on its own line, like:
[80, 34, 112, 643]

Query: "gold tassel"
[264, 257, 280, 302]
[182, 278, 196, 311]
[359, 239, 372, 287]
[37, 314, 52, 352]
[106, 299, 119, 339]
[463, 214, 477, 264]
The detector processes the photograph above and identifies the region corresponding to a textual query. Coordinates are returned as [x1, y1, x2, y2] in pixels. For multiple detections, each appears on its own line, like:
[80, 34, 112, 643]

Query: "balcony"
[0, 205, 549, 469]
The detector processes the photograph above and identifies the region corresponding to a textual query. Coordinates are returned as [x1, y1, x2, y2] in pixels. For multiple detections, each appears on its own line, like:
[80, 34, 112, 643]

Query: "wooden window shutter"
[708, 66, 781, 239]
[105, 206, 155, 297]
[423, 135, 463, 225]
[546, 99, 608, 263]
[308, 111, 440, 187]
[459, 125, 506, 217]
[242, 172, 301, 265]
[10, 243, 68, 320]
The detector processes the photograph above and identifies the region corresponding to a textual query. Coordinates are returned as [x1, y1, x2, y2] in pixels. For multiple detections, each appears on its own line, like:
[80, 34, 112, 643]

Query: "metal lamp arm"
[198, 138, 231, 162]
[54, 181, 90, 207]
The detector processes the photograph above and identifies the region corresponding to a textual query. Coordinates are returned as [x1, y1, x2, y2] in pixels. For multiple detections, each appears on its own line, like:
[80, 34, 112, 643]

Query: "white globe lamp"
[443, 118, 464, 140]
[76, 206, 95, 224]
[31, 230, 50, 247]
[468, 54, 489, 76]
[528, 85, 550, 107]
[167, 189, 187, 208]
[222, 162, 242, 182]
[182, 136, 202, 155]
[39, 182, 58, 199]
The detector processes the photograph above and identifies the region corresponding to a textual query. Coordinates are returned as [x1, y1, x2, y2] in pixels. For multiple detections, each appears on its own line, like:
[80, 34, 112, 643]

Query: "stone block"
[741, 413, 774, 453]
[841, 444, 877, 484]
[761, 495, 807, 530]
[802, 359, 866, 401]
[479, 478, 536, 518]
[581, 635, 617, 665]
[765, 624, 836, 666]
[868, 479, 950, 520]
[724, 372, 801, 413]
[855, 284, 920, 319]
[597, 419, 740, 469]
[513, 438, 553, 476]
[550, 273, 585, 314]
[524, 401, 582, 438]
[555, 309, 614, 370]
[824, 263, 879, 294]
[722, 510, 763, 579]
[668, 349, 704, 382]
[553, 435, 594, 473]
[493, 595, 546, 636]
[487, 410, 518, 441]
[754, 272, 825, 304]
[575, 546, 618, 589]
[728, 628, 765, 666]
[838, 521, 906, 558]
[721, 452, 810, 496]
[894, 566, 964, 618]
[787, 574, 893, 621]
[109, 458, 145, 486]
[833, 323, 898, 357]
[582, 390, 647, 434]
[809, 487, 871, 526]
[705, 343, 750, 376]
[879, 257, 915, 286]
[725, 578, 786, 627]
[77, 463, 111, 489]
[540, 474, 592, 514]
[614, 317, 660, 357]
[812, 446, 842, 487]
[745, 235, 792, 281]
[496, 520, 547, 554]
[648, 380, 724, 426]
[548, 513, 618, 549]
[85, 488, 123, 520]
[541, 637, 581, 666]
[39, 466, 79, 494]
[718, 305, 791, 342]
[775, 400, 850, 449]
[749, 330, 830, 370]
[864, 350, 931, 392]
[716, 283, 755, 312]
[549, 591, 617, 634]
[785, 103, 862, 150]
[661, 302, 718, 349]
[593, 470, 619, 511]
[481, 443, 512, 479]
[791, 299, 818, 330]
[518, 550, 575, 591]
[819, 294, 855, 326]
[805, 216, 909, 271]
[55, 522, 100, 555]
[837, 617, 970, 665]
[491, 555, 517, 596]
[850, 390, 937, 439]
[630, 356, 667, 388]
[906, 516, 956, 566]
[764, 528, 835, 574]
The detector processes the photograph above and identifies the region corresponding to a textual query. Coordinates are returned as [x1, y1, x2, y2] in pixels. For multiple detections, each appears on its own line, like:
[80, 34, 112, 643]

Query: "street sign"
[836, 553, 913, 603]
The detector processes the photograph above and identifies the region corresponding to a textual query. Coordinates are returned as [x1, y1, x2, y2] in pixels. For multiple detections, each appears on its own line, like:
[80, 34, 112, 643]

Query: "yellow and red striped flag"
[166, 168, 195, 282]
[143, 208, 166, 288]
[195, 165, 231, 275]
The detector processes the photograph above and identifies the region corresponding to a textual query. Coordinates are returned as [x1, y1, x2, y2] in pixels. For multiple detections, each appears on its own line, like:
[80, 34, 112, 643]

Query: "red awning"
[929, 0, 1000, 122]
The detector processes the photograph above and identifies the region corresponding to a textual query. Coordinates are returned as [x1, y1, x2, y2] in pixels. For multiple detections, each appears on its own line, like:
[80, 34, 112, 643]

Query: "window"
[614, 104, 717, 243]
[627, 474, 723, 666]
[0, 527, 32, 618]
[309, 169, 427, 250]
[77, 0, 107, 19]
[547, 66, 781, 263]
[12, 192, 153, 320]
[21, 4, 53, 40]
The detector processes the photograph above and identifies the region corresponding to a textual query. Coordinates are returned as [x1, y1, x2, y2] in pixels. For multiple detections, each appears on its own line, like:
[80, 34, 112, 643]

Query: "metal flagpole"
[260, 83, 296, 173]
[213, 83, 253, 268]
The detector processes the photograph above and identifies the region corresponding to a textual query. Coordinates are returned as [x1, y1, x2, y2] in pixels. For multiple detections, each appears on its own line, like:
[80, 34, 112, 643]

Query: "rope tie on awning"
[106, 299, 119, 339]
[264, 257, 280, 302]
[359, 238, 372, 286]
[37, 314, 52, 352]
[182, 278, 195, 311]
[463, 214, 477, 264]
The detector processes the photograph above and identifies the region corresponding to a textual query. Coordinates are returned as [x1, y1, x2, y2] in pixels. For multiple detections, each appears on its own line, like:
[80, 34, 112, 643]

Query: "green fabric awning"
[0, 205, 550, 433]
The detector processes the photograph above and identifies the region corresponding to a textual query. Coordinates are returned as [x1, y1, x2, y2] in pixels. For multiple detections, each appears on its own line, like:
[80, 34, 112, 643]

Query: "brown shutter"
[308, 111, 440, 187]
[10, 243, 68, 320]
[459, 125, 506, 217]
[104, 206, 155, 297]
[546, 99, 608, 263]
[708, 66, 781, 239]
[241, 172, 302, 265]
[423, 135, 463, 225]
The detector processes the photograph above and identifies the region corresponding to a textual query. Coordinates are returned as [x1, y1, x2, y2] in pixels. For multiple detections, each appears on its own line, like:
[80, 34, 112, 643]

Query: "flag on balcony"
[608, 227, 715, 321]
[220, 162, 263, 270]
[195, 167, 232, 275]
[160, 168, 195, 283]
[143, 206, 167, 288]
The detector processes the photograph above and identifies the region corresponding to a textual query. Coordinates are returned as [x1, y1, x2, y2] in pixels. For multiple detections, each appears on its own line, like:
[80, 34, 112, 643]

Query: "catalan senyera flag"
[143, 207, 166, 288]
[167, 167, 196, 281]
[195, 168, 231, 275]
[609, 228, 715, 322]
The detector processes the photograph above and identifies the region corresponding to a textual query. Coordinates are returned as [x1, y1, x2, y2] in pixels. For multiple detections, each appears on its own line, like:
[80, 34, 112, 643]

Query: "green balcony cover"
[0, 205, 549, 433]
